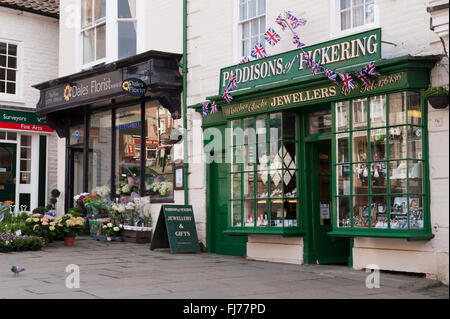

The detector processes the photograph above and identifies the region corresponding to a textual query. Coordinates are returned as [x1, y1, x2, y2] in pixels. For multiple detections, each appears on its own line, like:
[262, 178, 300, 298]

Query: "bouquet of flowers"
[102, 223, 121, 237]
[116, 182, 139, 196]
[25, 214, 58, 241]
[146, 181, 173, 197]
[110, 202, 126, 223]
[92, 185, 111, 197]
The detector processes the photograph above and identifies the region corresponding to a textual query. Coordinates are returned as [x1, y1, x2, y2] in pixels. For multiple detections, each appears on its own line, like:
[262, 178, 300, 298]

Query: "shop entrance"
[0, 143, 16, 202]
[68, 147, 85, 207]
[307, 140, 350, 264]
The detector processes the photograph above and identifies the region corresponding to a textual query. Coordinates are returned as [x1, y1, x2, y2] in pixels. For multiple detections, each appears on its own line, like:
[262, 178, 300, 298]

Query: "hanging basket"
[428, 95, 449, 109]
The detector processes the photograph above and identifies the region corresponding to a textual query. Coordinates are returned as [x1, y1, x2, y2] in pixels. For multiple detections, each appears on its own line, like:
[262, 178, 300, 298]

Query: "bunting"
[324, 68, 339, 85]
[338, 73, 355, 90]
[264, 27, 281, 46]
[355, 70, 371, 86]
[210, 101, 218, 114]
[293, 34, 305, 48]
[202, 102, 209, 118]
[240, 56, 250, 64]
[251, 43, 267, 59]
[275, 14, 287, 31]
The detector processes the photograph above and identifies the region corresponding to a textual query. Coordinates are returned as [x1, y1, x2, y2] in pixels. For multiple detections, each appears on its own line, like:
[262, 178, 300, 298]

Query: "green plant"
[32, 206, 46, 215]
[54, 214, 85, 238]
[46, 189, 61, 211]
[67, 207, 83, 217]
[102, 223, 121, 237]
[422, 85, 449, 98]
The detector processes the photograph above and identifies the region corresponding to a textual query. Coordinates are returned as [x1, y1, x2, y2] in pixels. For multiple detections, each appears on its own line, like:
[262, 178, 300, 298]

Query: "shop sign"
[150, 205, 200, 253]
[219, 28, 381, 95]
[222, 71, 405, 118]
[0, 109, 53, 132]
[122, 78, 148, 97]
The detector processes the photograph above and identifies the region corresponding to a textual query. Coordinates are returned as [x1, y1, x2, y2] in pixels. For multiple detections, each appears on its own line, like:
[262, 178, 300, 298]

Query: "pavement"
[0, 236, 448, 299]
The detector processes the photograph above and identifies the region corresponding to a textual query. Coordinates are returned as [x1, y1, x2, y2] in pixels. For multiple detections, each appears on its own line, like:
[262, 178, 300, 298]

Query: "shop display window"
[333, 92, 427, 233]
[230, 112, 299, 230]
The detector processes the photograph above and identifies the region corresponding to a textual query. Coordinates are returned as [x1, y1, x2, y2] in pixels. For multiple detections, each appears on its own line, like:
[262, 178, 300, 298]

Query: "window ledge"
[0, 94, 25, 104]
[224, 228, 305, 237]
[328, 230, 434, 241]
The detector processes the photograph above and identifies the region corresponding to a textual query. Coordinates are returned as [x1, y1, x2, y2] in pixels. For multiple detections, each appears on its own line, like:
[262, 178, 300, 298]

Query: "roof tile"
[0, 0, 59, 16]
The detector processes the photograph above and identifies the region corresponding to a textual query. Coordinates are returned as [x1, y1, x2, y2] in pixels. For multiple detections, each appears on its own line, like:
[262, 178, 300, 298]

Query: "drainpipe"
[182, 0, 189, 205]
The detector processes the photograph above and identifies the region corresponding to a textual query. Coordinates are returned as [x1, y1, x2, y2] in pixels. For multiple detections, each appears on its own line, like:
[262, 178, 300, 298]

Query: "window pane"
[257, 170, 268, 198]
[389, 126, 407, 159]
[96, 24, 106, 60]
[309, 110, 332, 134]
[244, 200, 255, 227]
[283, 113, 296, 140]
[370, 128, 386, 161]
[0, 81, 4, 93]
[352, 99, 367, 129]
[81, 0, 93, 27]
[232, 119, 243, 146]
[370, 95, 386, 128]
[284, 200, 297, 227]
[242, 22, 249, 40]
[20, 159, 31, 171]
[0, 131, 6, 139]
[270, 199, 283, 227]
[94, 0, 106, 21]
[251, 19, 259, 37]
[336, 133, 349, 163]
[283, 142, 296, 169]
[336, 101, 350, 131]
[409, 196, 424, 229]
[338, 196, 351, 227]
[245, 145, 256, 170]
[258, 0, 266, 15]
[352, 130, 368, 162]
[389, 92, 407, 125]
[269, 113, 282, 142]
[353, 164, 369, 194]
[341, 10, 351, 30]
[6, 82, 15, 94]
[248, 0, 256, 18]
[408, 126, 423, 159]
[89, 110, 111, 193]
[352, 5, 364, 27]
[20, 147, 31, 159]
[389, 160, 407, 193]
[372, 196, 388, 228]
[365, 2, 375, 24]
[83, 29, 95, 64]
[7, 132, 16, 140]
[353, 196, 369, 228]
[408, 161, 423, 194]
[371, 162, 387, 194]
[284, 170, 297, 198]
[269, 170, 282, 198]
[341, 0, 351, 9]
[115, 105, 141, 197]
[0, 43, 6, 55]
[8, 44, 17, 57]
[408, 92, 422, 126]
[20, 172, 31, 184]
[118, 21, 137, 59]
[232, 201, 242, 227]
[259, 16, 266, 34]
[337, 165, 351, 195]
[6, 69, 16, 82]
[7, 56, 17, 69]
[0, 67, 5, 80]
[390, 196, 408, 229]
[231, 173, 242, 199]
[118, 0, 135, 18]
[256, 200, 268, 227]
[239, 1, 247, 21]
[0, 55, 6, 67]
[243, 172, 254, 199]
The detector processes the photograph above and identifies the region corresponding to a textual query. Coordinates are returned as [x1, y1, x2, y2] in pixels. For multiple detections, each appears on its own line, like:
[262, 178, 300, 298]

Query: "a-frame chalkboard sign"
[150, 205, 200, 253]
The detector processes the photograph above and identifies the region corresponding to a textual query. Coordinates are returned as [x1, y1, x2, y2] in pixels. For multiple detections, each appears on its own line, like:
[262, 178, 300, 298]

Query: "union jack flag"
[222, 89, 233, 103]
[275, 14, 287, 31]
[311, 61, 321, 75]
[210, 101, 218, 114]
[264, 27, 281, 46]
[202, 102, 209, 118]
[293, 34, 305, 48]
[339, 73, 355, 90]
[240, 56, 250, 64]
[226, 72, 238, 91]
[355, 70, 371, 86]
[251, 43, 267, 59]
[363, 62, 381, 77]
[287, 12, 307, 29]
[324, 68, 339, 85]
[303, 52, 312, 69]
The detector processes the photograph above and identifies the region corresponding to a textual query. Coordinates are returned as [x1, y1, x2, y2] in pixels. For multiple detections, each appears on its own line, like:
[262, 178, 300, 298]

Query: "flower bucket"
[64, 237, 75, 246]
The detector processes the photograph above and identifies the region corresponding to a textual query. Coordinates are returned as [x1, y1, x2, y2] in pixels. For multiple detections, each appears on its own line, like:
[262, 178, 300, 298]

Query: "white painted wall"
[186, 0, 449, 282]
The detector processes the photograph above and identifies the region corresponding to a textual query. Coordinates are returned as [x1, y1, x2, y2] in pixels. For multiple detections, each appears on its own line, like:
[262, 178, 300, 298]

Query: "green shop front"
[195, 29, 437, 265]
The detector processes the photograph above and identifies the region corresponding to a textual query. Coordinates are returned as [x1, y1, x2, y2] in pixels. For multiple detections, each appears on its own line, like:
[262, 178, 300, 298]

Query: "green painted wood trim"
[224, 228, 305, 237]
[327, 230, 434, 241]
[38, 135, 47, 207]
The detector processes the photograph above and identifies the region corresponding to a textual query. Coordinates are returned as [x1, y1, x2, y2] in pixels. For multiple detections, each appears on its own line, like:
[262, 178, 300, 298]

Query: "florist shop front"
[196, 29, 438, 266]
[33, 50, 183, 212]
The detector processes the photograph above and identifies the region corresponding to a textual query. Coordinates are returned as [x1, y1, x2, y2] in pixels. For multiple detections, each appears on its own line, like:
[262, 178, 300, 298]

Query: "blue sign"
[122, 78, 148, 97]
[74, 130, 80, 140]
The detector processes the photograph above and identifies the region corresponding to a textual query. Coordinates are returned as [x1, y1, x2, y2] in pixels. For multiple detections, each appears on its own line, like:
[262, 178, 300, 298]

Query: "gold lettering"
[331, 44, 340, 63]
[367, 34, 378, 54]
[313, 89, 321, 99]
[293, 93, 300, 103]
[321, 46, 331, 65]
[321, 87, 329, 98]
[356, 37, 367, 57]
[340, 41, 351, 61]
[329, 86, 337, 97]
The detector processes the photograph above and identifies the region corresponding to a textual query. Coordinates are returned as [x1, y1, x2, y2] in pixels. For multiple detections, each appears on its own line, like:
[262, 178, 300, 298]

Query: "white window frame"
[79, 0, 145, 71]
[0, 39, 24, 103]
[330, 0, 380, 38]
[234, 0, 266, 62]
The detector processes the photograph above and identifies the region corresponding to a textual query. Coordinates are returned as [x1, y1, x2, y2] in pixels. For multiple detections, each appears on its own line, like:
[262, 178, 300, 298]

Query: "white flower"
[126, 202, 136, 210]
[113, 227, 119, 232]
[107, 223, 113, 228]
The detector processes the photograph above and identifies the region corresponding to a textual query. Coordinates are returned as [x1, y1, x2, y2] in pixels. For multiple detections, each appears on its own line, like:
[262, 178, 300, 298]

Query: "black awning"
[33, 50, 183, 136]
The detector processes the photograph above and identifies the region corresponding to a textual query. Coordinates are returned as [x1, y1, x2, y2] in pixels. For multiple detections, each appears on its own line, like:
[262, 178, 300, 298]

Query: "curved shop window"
[114, 101, 175, 202]
[230, 112, 299, 233]
[332, 91, 430, 237]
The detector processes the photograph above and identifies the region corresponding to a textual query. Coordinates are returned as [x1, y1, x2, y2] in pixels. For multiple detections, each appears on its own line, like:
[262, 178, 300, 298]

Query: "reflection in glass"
[270, 200, 283, 227]
[371, 162, 387, 194]
[390, 196, 408, 229]
[118, 21, 137, 59]
[232, 201, 242, 227]
[284, 200, 297, 227]
[408, 126, 422, 159]
[408, 161, 422, 194]
[257, 171, 268, 198]
[389, 161, 407, 193]
[70, 125, 84, 145]
[352, 98, 367, 129]
[244, 200, 255, 227]
[336, 133, 349, 163]
[284, 170, 297, 198]
[243, 172, 254, 198]
[369, 95, 386, 127]
[372, 196, 387, 228]
[353, 164, 369, 194]
[232, 119, 243, 146]
[244, 144, 256, 170]
[353, 196, 369, 228]
[389, 92, 406, 125]
[256, 115, 267, 145]
[409, 196, 424, 229]
[269, 113, 282, 142]
[337, 165, 350, 195]
[231, 173, 242, 199]
[335, 101, 350, 131]
[352, 130, 368, 162]
[283, 142, 296, 170]
[389, 126, 407, 159]
[283, 113, 296, 140]
[309, 110, 332, 134]
[256, 200, 268, 227]
[370, 128, 386, 161]
[269, 170, 282, 198]
[408, 92, 422, 126]
[338, 197, 351, 228]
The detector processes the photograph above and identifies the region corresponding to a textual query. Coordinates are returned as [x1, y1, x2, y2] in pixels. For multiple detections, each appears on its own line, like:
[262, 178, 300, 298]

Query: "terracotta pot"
[64, 237, 75, 246]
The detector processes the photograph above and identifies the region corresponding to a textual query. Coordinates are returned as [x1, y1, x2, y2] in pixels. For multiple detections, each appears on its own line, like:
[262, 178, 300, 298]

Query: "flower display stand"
[121, 226, 152, 244]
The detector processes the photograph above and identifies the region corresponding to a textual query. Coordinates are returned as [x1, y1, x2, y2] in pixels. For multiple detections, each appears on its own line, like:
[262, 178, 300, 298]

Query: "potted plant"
[54, 214, 85, 246]
[102, 223, 121, 241]
[423, 85, 449, 109]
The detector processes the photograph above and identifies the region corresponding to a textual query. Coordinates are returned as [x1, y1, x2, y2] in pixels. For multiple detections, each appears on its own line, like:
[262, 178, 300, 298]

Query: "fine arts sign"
[219, 28, 381, 95]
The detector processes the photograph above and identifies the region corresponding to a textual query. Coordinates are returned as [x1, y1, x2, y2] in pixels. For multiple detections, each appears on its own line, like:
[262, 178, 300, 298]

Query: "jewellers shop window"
[115, 102, 174, 202]
[230, 112, 299, 231]
[333, 92, 429, 235]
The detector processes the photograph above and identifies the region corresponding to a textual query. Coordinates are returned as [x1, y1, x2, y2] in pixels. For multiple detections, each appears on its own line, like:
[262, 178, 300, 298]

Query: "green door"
[0, 143, 16, 202]
[208, 160, 247, 256]
[309, 141, 350, 264]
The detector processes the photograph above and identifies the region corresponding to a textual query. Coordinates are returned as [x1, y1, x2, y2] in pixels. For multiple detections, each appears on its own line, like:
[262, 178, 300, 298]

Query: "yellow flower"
[50, 222, 56, 226]
[33, 218, 39, 222]
[58, 223, 63, 227]
[26, 218, 32, 222]
[33, 225, 39, 230]
[42, 222, 48, 226]
[49, 226, 55, 231]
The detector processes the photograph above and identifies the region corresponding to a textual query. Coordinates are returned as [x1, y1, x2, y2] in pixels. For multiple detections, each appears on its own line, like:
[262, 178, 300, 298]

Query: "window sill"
[328, 230, 434, 241]
[330, 24, 380, 40]
[224, 228, 305, 237]
[0, 94, 26, 104]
